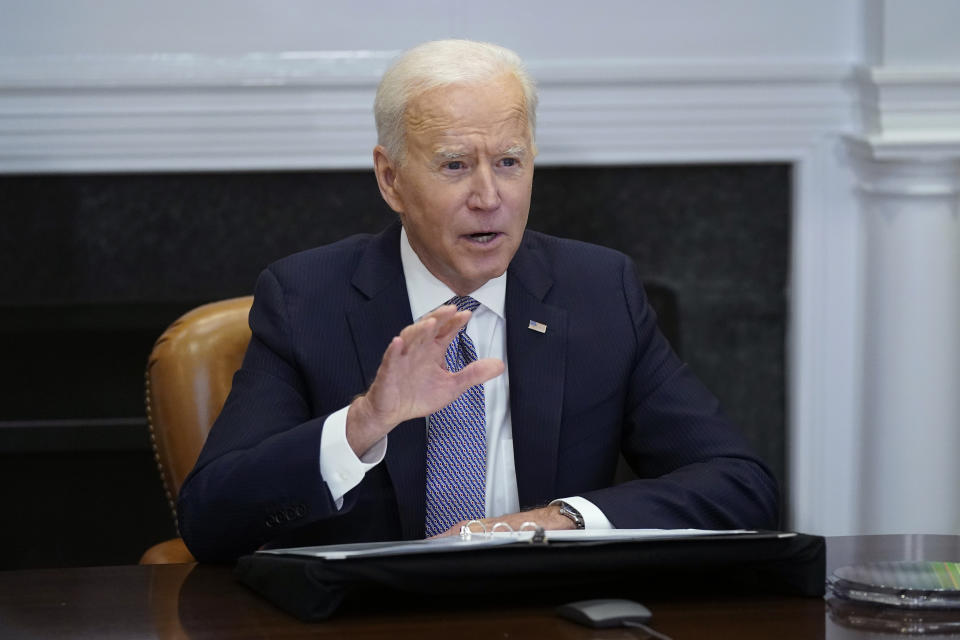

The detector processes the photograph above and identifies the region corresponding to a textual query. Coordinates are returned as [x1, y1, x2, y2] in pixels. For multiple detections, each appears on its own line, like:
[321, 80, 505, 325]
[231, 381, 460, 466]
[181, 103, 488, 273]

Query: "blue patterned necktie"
[424, 295, 486, 537]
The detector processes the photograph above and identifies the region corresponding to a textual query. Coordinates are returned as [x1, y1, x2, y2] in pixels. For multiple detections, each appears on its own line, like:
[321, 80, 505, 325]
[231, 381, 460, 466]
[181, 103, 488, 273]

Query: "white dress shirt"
[318, 228, 612, 529]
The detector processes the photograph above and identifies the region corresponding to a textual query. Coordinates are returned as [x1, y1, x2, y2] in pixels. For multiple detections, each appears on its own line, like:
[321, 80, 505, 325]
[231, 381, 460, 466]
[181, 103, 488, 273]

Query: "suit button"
[295, 504, 306, 517]
[285, 507, 296, 520]
[265, 516, 275, 528]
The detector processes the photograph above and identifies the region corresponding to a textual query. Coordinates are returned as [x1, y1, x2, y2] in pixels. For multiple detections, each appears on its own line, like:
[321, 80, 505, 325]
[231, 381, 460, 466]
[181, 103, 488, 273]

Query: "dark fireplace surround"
[0, 164, 789, 568]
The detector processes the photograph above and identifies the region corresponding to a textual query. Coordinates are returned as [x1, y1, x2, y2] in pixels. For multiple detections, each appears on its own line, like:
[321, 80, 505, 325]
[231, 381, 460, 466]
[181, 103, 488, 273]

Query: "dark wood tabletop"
[2, 535, 960, 639]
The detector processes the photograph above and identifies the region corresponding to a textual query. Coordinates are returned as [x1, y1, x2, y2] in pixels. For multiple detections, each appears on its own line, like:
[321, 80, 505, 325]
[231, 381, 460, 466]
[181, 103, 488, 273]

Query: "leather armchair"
[140, 297, 253, 564]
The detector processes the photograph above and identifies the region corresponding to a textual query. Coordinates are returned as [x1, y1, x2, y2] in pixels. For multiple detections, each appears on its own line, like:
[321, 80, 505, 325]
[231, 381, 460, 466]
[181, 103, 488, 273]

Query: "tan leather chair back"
[146, 296, 253, 524]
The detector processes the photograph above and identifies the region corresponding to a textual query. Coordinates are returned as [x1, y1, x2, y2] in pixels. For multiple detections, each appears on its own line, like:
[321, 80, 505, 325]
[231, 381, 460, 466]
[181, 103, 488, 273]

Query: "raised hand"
[345, 304, 505, 457]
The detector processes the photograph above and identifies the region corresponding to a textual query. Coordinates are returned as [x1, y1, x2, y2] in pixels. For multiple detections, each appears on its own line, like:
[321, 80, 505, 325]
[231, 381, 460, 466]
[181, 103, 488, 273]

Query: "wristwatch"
[556, 501, 585, 530]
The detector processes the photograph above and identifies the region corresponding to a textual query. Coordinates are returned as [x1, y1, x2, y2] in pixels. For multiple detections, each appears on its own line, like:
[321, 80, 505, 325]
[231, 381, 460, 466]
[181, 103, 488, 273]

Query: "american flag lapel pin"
[528, 320, 547, 334]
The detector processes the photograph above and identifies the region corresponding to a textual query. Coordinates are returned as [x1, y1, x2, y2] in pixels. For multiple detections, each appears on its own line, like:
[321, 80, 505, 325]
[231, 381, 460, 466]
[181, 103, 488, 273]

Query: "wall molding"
[847, 138, 960, 194]
[0, 53, 855, 173]
[0, 52, 396, 88]
[856, 64, 960, 158]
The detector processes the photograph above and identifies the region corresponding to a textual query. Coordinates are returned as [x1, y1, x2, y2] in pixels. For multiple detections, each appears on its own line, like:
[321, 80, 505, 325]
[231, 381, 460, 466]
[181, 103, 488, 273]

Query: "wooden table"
[2, 535, 960, 639]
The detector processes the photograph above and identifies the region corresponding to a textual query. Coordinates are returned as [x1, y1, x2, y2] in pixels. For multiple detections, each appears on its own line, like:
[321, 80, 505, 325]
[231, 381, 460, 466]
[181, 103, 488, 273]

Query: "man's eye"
[501, 158, 517, 167]
[446, 161, 464, 170]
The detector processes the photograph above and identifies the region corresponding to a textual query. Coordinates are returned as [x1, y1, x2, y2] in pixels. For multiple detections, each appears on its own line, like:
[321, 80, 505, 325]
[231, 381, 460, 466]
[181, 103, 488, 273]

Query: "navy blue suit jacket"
[178, 222, 779, 562]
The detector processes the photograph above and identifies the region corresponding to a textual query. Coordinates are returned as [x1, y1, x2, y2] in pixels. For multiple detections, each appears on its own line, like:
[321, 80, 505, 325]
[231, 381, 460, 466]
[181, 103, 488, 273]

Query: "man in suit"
[178, 40, 779, 563]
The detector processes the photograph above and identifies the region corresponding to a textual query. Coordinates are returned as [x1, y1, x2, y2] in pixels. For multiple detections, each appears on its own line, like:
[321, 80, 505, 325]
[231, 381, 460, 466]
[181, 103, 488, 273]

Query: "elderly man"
[178, 40, 779, 562]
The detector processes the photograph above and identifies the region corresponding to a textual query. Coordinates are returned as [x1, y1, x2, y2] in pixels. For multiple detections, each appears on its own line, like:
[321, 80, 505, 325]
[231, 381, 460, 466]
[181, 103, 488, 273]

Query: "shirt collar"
[399, 226, 506, 321]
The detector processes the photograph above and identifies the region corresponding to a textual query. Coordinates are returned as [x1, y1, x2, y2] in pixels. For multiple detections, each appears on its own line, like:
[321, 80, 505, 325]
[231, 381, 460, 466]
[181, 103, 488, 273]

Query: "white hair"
[374, 39, 538, 163]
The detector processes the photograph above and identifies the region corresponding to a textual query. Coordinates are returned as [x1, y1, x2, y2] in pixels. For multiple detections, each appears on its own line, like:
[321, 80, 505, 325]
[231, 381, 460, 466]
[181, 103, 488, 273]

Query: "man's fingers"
[456, 357, 505, 389]
[399, 306, 463, 353]
[377, 335, 404, 371]
[431, 309, 472, 352]
[397, 316, 438, 354]
[423, 304, 458, 326]
[397, 307, 471, 359]
[428, 523, 461, 539]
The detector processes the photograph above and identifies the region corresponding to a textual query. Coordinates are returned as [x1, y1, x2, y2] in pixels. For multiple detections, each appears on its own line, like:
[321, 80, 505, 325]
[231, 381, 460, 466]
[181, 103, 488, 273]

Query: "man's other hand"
[431, 504, 576, 538]
[345, 304, 505, 457]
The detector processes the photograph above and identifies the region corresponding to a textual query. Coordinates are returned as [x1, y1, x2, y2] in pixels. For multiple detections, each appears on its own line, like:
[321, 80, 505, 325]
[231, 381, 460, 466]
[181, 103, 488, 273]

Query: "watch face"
[560, 503, 584, 528]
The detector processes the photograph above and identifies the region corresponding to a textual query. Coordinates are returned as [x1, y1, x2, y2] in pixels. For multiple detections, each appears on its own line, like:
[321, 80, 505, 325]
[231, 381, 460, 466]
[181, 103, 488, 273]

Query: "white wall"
[2, 0, 862, 61]
[880, 0, 960, 64]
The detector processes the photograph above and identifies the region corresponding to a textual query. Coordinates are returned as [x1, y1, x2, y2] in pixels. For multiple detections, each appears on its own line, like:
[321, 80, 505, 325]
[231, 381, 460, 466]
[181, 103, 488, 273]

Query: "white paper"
[256, 528, 756, 560]
[543, 528, 754, 542]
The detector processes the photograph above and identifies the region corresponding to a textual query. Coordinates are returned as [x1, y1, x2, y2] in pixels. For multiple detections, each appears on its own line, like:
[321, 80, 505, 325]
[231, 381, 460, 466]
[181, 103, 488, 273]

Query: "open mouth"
[467, 232, 498, 244]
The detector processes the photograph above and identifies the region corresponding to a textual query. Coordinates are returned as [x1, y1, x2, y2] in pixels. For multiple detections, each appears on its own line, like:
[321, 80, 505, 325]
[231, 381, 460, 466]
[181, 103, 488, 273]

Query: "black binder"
[235, 531, 825, 621]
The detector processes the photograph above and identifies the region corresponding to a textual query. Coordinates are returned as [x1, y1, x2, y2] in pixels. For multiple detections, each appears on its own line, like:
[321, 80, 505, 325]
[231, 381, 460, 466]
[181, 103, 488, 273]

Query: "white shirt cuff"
[552, 496, 614, 530]
[319, 405, 387, 509]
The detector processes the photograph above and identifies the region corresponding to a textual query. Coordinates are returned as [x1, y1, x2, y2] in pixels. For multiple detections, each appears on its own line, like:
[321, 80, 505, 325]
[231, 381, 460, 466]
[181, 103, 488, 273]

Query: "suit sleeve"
[177, 268, 358, 562]
[580, 257, 781, 530]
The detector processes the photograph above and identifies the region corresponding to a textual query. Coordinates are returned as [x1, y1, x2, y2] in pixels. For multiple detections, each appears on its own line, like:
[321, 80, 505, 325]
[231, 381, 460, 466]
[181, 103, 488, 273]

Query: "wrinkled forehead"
[402, 76, 531, 144]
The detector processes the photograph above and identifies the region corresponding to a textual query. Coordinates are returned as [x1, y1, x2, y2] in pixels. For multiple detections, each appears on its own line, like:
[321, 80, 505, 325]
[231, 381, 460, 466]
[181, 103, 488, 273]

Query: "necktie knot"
[446, 296, 480, 313]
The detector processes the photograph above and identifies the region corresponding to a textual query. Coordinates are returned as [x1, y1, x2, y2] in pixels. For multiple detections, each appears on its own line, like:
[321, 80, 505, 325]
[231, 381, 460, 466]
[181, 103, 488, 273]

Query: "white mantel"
[2, 0, 958, 536]
[0, 55, 855, 171]
[0, 0, 863, 172]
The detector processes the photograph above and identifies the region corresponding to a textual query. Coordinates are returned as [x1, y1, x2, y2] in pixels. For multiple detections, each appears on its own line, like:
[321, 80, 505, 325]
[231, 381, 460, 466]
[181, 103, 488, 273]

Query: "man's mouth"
[467, 232, 499, 244]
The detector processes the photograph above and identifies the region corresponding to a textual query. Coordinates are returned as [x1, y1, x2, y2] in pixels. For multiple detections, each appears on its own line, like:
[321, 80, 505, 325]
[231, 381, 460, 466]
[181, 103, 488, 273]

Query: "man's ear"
[373, 145, 404, 214]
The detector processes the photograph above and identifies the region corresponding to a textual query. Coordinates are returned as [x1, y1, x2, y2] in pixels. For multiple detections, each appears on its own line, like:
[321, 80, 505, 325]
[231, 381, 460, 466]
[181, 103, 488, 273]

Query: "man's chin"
[448, 264, 509, 295]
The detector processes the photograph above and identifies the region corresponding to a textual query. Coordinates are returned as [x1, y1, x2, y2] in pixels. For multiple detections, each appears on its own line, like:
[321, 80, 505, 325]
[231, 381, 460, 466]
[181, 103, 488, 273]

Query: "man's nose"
[467, 166, 501, 211]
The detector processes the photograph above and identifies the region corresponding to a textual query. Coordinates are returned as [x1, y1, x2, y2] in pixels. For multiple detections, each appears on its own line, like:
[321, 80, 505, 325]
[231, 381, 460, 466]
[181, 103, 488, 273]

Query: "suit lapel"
[506, 235, 567, 509]
[345, 222, 426, 539]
